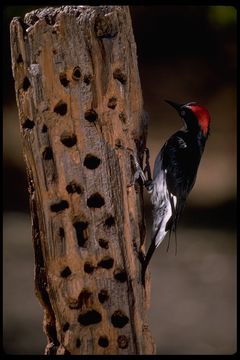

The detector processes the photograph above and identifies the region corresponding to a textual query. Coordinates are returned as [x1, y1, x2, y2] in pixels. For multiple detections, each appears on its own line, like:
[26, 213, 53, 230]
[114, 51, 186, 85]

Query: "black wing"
[161, 131, 201, 232]
[161, 131, 201, 199]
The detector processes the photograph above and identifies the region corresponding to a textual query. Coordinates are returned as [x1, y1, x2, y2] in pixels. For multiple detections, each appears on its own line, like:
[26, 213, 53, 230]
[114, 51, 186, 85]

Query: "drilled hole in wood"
[98, 289, 109, 304]
[84, 154, 101, 169]
[118, 335, 129, 349]
[115, 138, 123, 148]
[98, 238, 109, 249]
[66, 181, 82, 194]
[22, 77, 31, 91]
[28, 14, 39, 25]
[60, 266, 71, 278]
[79, 289, 92, 308]
[108, 97, 117, 109]
[113, 69, 127, 84]
[60, 132, 77, 147]
[68, 298, 79, 310]
[72, 67, 81, 80]
[76, 338, 81, 348]
[84, 74, 92, 85]
[50, 200, 69, 213]
[54, 101, 67, 116]
[104, 216, 115, 228]
[84, 109, 98, 122]
[63, 322, 70, 332]
[84, 262, 94, 274]
[22, 118, 35, 130]
[119, 112, 127, 123]
[114, 269, 127, 283]
[94, 14, 118, 38]
[45, 14, 55, 25]
[87, 193, 105, 208]
[42, 124, 48, 133]
[98, 336, 109, 348]
[59, 227, 65, 238]
[111, 310, 129, 328]
[42, 146, 53, 160]
[78, 310, 102, 326]
[18, 18, 29, 34]
[17, 54, 23, 63]
[59, 73, 70, 87]
[98, 257, 114, 269]
[73, 221, 88, 247]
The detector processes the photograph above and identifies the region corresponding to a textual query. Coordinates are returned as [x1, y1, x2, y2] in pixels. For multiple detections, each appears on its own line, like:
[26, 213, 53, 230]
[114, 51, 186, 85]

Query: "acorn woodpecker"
[133, 100, 211, 285]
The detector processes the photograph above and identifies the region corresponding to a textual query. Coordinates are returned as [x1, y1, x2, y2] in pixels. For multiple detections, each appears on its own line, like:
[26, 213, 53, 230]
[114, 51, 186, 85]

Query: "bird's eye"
[181, 110, 186, 117]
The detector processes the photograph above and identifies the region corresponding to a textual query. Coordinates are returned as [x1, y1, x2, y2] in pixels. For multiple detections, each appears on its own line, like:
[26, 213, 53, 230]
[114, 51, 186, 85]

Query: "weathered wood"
[10, 5, 155, 355]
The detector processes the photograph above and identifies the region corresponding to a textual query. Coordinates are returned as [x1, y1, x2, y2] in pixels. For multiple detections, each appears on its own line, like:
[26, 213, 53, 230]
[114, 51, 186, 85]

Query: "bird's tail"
[141, 223, 163, 286]
[141, 241, 156, 286]
[166, 194, 186, 254]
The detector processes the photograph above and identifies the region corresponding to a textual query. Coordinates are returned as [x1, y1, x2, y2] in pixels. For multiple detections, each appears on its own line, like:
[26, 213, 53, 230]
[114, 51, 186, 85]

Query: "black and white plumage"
[134, 100, 211, 285]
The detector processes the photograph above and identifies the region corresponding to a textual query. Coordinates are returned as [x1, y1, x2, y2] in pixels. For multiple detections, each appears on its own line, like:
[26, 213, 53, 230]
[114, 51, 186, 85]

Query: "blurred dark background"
[3, 5, 236, 355]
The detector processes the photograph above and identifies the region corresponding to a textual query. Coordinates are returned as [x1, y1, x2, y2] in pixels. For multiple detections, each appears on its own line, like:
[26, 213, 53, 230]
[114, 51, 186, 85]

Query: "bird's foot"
[131, 153, 147, 184]
[143, 147, 152, 181]
[128, 148, 153, 192]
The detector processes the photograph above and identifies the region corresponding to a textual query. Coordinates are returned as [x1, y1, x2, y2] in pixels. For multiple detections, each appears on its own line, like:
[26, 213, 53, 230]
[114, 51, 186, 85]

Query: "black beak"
[165, 100, 182, 112]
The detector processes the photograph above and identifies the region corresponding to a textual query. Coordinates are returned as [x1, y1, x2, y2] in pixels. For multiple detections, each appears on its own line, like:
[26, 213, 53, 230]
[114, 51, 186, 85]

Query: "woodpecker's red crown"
[165, 100, 211, 137]
[185, 103, 210, 136]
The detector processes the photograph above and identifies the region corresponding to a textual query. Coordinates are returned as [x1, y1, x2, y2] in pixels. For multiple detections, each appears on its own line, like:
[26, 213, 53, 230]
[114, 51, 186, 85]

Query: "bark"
[10, 5, 155, 355]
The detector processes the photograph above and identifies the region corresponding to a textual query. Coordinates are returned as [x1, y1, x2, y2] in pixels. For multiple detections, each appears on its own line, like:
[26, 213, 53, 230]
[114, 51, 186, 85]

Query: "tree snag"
[10, 5, 155, 355]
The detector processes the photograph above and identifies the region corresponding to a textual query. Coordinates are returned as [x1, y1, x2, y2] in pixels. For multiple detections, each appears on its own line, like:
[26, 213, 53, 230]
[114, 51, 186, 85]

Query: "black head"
[165, 100, 210, 137]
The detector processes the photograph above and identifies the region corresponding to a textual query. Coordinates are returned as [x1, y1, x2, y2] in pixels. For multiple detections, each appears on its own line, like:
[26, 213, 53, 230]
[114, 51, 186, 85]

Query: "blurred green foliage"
[208, 6, 236, 27]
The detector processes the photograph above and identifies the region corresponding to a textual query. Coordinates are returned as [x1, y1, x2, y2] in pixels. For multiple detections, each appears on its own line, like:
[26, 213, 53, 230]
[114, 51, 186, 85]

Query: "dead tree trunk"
[10, 5, 155, 355]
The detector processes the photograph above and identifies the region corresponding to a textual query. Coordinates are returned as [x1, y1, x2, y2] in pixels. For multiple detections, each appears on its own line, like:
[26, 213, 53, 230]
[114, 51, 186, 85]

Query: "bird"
[133, 100, 211, 285]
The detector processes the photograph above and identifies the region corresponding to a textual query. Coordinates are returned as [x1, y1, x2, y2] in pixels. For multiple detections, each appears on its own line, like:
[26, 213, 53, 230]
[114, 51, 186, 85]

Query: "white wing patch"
[149, 139, 183, 250]
[151, 159, 178, 248]
[170, 193, 177, 208]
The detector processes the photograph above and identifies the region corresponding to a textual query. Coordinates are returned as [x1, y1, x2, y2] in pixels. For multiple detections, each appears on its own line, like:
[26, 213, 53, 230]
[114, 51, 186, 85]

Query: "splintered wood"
[10, 5, 155, 355]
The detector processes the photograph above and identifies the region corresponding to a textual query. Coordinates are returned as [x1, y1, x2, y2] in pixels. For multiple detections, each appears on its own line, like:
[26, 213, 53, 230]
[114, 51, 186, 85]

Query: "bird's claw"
[131, 153, 147, 184]
[128, 147, 152, 190]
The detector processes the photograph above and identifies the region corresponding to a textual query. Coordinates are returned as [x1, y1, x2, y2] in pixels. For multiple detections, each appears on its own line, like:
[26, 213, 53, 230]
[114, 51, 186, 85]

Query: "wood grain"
[10, 5, 155, 355]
